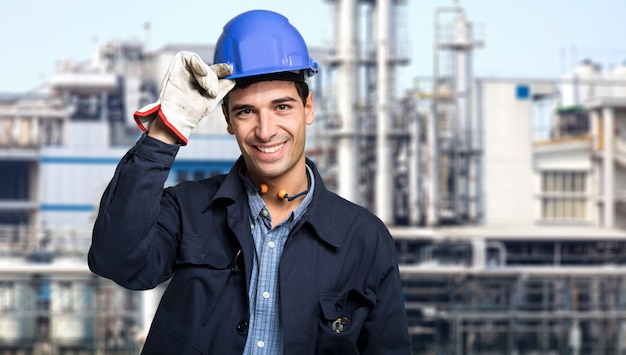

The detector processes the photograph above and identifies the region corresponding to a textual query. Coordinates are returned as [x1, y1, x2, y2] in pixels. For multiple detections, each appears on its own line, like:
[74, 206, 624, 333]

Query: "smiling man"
[88, 9, 410, 355]
[223, 79, 314, 226]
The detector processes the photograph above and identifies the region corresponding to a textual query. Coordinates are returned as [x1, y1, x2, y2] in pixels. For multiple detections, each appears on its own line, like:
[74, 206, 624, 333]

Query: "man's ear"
[305, 92, 315, 125]
[222, 104, 234, 135]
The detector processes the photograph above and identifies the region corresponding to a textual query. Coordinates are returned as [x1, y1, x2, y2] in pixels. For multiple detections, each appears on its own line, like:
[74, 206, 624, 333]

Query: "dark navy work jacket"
[88, 135, 411, 354]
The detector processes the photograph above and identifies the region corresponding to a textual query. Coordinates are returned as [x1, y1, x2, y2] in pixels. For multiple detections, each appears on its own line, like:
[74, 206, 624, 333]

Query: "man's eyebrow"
[230, 104, 254, 112]
[230, 96, 298, 112]
[272, 96, 298, 104]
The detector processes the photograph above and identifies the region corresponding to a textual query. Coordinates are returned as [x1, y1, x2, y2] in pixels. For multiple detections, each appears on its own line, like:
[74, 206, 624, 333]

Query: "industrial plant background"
[1, 0, 626, 354]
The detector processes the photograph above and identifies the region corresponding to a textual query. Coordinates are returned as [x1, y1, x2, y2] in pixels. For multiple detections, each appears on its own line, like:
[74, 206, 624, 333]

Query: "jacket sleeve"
[360, 230, 412, 354]
[88, 134, 182, 290]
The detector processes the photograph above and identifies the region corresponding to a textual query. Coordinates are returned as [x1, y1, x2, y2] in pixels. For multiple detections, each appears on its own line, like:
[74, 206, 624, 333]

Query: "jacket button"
[237, 320, 249, 332]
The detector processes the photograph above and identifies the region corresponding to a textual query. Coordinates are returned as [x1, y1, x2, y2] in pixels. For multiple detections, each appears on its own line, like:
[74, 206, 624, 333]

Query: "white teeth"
[257, 143, 284, 153]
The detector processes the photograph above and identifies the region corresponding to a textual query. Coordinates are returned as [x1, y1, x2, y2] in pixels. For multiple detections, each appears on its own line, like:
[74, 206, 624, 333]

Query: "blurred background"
[1, 0, 626, 353]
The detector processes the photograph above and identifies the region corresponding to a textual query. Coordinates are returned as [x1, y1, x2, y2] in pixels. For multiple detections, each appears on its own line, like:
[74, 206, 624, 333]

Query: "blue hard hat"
[214, 10, 319, 80]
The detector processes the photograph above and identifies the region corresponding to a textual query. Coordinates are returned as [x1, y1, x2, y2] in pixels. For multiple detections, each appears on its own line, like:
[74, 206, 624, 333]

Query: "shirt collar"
[209, 157, 343, 248]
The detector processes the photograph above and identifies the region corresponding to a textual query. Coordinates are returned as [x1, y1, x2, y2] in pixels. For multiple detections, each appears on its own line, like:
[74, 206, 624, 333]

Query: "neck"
[250, 166, 309, 205]
[248, 159, 309, 196]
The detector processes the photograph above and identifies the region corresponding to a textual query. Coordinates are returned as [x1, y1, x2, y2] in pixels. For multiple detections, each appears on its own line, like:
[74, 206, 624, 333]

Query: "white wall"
[478, 81, 535, 226]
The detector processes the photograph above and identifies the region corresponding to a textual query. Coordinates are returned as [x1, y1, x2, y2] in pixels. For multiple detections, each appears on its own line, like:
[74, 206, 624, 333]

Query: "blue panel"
[171, 160, 234, 172]
[170, 160, 236, 183]
[516, 85, 530, 100]
[41, 204, 94, 212]
[41, 157, 121, 164]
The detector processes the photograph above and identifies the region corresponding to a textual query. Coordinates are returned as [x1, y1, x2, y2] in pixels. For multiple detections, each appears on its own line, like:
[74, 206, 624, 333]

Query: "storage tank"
[0, 272, 37, 346]
[560, 59, 601, 107]
[50, 272, 95, 346]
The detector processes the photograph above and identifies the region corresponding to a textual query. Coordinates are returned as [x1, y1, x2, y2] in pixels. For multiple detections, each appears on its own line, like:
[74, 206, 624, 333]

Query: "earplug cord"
[238, 167, 310, 201]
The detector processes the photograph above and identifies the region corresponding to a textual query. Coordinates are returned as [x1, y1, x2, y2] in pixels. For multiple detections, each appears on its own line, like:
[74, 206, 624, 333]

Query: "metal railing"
[0, 225, 92, 258]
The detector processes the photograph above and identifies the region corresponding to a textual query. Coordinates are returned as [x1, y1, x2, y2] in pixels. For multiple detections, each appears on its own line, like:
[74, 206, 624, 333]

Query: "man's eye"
[237, 109, 252, 116]
[277, 104, 289, 111]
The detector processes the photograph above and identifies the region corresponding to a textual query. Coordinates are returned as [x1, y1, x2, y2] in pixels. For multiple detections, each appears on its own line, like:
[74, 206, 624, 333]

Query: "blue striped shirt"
[242, 166, 314, 354]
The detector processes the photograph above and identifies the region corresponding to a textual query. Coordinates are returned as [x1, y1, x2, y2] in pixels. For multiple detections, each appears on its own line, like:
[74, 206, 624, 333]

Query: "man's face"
[223, 80, 314, 184]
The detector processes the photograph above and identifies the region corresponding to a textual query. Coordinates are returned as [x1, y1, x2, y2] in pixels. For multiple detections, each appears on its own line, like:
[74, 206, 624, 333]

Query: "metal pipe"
[475, 79, 484, 224]
[375, 0, 393, 223]
[0, 262, 91, 275]
[335, 0, 359, 204]
[603, 107, 615, 227]
[430, 5, 466, 226]
[400, 264, 626, 276]
[407, 98, 421, 225]
[454, 15, 473, 223]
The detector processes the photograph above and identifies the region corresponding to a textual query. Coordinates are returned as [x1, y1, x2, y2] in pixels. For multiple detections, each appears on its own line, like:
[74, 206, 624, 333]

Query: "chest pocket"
[175, 233, 236, 270]
[317, 289, 375, 353]
[149, 230, 247, 354]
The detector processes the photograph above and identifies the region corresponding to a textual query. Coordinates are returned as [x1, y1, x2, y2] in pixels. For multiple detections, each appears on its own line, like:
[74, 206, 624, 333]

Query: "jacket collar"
[301, 158, 342, 248]
[209, 156, 343, 248]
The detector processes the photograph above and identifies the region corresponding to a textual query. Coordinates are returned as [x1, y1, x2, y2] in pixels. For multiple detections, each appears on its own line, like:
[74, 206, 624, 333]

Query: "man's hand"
[134, 51, 235, 145]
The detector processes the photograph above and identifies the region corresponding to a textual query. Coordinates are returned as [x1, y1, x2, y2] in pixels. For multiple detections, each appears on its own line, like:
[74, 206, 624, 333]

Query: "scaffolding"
[429, 4, 484, 226]
[0, 225, 142, 354]
[394, 229, 626, 354]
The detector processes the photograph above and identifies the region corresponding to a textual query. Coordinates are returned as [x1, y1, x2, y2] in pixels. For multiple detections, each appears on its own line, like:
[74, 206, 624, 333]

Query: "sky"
[1, 0, 625, 94]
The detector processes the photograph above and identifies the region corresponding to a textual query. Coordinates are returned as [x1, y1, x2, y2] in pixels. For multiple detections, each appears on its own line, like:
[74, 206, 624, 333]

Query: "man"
[88, 9, 411, 354]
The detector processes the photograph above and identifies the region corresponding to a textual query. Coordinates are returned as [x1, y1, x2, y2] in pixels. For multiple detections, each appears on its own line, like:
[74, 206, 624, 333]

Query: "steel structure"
[429, 4, 483, 226]
[321, 0, 410, 224]
[0, 226, 141, 354]
[393, 227, 626, 354]
[2, 1, 626, 354]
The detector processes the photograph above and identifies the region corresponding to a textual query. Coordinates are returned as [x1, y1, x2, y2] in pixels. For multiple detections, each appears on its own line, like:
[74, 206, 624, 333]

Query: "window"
[541, 171, 586, 221]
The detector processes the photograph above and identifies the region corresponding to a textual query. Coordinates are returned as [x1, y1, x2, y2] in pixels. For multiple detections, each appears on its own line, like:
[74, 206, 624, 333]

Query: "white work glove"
[134, 51, 235, 145]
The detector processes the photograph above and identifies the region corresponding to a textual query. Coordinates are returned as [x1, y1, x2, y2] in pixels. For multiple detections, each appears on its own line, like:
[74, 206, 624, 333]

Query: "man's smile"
[255, 142, 285, 153]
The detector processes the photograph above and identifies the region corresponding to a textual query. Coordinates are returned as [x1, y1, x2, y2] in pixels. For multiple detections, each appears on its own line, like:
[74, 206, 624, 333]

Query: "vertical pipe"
[429, 12, 441, 227]
[589, 109, 600, 225]
[408, 100, 421, 225]
[617, 277, 626, 352]
[472, 238, 485, 270]
[12, 116, 21, 145]
[430, 6, 466, 226]
[475, 79, 484, 224]
[454, 20, 466, 223]
[336, 0, 359, 204]
[375, 0, 393, 224]
[31, 116, 39, 146]
[603, 107, 615, 227]
[454, 16, 473, 223]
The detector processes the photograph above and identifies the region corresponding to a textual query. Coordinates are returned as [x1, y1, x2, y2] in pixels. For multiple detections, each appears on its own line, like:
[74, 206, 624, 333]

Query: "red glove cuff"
[133, 105, 189, 145]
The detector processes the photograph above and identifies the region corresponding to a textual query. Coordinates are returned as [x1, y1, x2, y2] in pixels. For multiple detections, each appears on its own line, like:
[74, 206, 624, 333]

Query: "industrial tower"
[322, 0, 410, 224]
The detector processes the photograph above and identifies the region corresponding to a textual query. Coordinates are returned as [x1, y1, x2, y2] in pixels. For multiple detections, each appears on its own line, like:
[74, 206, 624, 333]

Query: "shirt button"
[263, 291, 270, 299]
[261, 209, 269, 217]
[257, 341, 265, 348]
[250, 223, 255, 230]
[268, 241, 275, 248]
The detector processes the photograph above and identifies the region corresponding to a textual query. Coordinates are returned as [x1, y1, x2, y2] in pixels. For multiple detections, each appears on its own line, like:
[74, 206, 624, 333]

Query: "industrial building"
[1, 0, 626, 353]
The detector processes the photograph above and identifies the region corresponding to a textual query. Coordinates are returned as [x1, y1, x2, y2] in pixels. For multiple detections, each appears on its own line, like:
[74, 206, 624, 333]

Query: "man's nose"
[256, 111, 277, 140]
